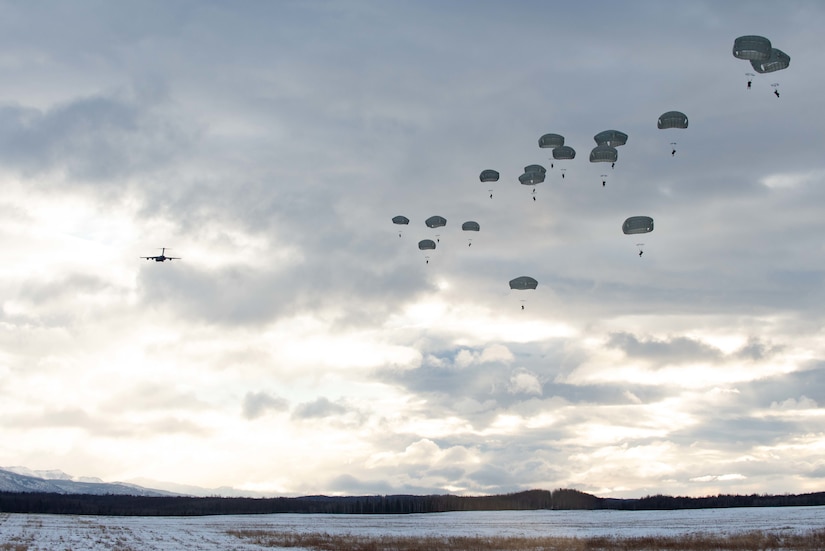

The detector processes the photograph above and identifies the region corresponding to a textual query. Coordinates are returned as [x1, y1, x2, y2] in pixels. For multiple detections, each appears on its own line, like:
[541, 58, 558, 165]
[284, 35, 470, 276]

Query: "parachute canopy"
[425, 215, 447, 228]
[590, 145, 618, 163]
[658, 111, 688, 129]
[751, 48, 790, 73]
[594, 130, 628, 147]
[480, 169, 500, 182]
[733, 35, 772, 61]
[461, 221, 480, 232]
[622, 216, 654, 235]
[524, 164, 547, 174]
[539, 133, 565, 149]
[418, 239, 436, 250]
[392, 215, 409, 225]
[519, 171, 545, 185]
[509, 276, 538, 290]
[552, 146, 576, 160]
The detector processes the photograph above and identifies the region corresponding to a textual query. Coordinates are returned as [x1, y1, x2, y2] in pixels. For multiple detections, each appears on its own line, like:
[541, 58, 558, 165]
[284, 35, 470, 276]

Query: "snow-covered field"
[1, 506, 824, 550]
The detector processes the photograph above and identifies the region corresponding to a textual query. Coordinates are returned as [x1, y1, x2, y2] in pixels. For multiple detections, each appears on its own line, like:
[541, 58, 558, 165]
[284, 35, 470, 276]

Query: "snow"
[0, 506, 824, 550]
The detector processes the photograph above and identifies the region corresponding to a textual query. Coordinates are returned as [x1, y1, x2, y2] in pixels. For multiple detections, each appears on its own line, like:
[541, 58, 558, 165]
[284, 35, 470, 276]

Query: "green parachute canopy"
[594, 130, 628, 147]
[751, 48, 790, 73]
[461, 221, 480, 231]
[733, 35, 772, 61]
[519, 170, 545, 185]
[480, 169, 500, 182]
[509, 276, 538, 290]
[425, 215, 447, 228]
[622, 216, 654, 235]
[552, 146, 576, 160]
[392, 215, 409, 225]
[539, 133, 565, 149]
[418, 239, 436, 250]
[658, 111, 688, 129]
[590, 145, 618, 163]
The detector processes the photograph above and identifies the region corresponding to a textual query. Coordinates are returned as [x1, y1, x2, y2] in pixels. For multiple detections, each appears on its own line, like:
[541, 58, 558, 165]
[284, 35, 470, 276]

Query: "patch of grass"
[227, 528, 825, 550]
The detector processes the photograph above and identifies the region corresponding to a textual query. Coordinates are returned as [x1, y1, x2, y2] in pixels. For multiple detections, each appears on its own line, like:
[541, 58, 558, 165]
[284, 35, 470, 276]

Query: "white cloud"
[508, 369, 542, 396]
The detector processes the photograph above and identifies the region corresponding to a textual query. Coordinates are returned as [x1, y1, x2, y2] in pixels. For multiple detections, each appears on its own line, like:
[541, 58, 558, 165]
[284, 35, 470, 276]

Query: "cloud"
[0, 86, 197, 186]
[606, 332, 722, 363]
[292, 397, 348, 420]
[242, 392, 288, 420]
[508, 369, 543, 396]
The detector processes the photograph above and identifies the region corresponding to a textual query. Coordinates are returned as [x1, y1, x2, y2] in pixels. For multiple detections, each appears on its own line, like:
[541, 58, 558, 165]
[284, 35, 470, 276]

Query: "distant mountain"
[0, 467, 176, 497]
[124, 477, 281, 498]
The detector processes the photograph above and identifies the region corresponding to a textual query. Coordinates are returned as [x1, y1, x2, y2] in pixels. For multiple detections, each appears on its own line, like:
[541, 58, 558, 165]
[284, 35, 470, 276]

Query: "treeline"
[1, 488, 824, 516]
[601, 491, 825, 510]
[1, 489, 595, 516]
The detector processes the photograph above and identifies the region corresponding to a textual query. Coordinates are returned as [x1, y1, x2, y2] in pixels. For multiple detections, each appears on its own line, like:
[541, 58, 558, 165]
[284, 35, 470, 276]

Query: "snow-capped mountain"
[0, 467, 176, 496]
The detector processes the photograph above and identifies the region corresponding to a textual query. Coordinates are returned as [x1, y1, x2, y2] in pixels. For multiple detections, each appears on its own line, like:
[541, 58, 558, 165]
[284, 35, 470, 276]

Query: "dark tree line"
[0, 489, 596, 516]
[601, 492, 825, 511]
[1, 489, 823, 516]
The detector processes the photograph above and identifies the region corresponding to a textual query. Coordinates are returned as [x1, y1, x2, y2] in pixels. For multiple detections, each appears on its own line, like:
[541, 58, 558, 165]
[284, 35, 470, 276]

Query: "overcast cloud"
[1, 0, 825, 499]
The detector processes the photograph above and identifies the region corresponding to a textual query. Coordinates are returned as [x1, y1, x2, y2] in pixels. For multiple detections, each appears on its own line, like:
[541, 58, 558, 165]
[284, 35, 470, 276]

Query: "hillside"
[0, 467, 173, 497]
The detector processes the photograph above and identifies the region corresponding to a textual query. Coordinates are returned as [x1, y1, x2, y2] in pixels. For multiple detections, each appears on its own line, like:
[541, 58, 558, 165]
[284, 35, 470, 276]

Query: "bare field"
[227, 528, 825, 550]
[1, 506, 825, 550]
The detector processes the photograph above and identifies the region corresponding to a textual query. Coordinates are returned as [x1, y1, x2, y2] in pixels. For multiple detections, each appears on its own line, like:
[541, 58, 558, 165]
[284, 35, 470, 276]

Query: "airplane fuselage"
[142, 248, 179, 262]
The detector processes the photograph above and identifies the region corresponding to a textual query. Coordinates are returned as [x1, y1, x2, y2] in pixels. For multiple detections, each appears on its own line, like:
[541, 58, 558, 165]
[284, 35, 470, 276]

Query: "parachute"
[539, 133, 565, 149]
[509, 277, 538, 307]
[733, 35, 772, 61]
[425, 215, 447, 229]
[418, 239, 436, 263]
[519, 165, 546, 186]
[622, 216, 654, 235]
[733, 36, 789, 96]
[623, 217, 653, 256]
[594, 130, 628, 147]
[519, 172, 545, 185]
[462, 220, 480, 246]
[392, 215, 410, 225]
[658, 112, 688, 155]
[552, 146, 576, 160]
[479, 169, 500, 182]
[751, 48, 790, 73]
[509, 276, 538, 290]
[657, 111, 688, 129]
[590, 145, 618, 163]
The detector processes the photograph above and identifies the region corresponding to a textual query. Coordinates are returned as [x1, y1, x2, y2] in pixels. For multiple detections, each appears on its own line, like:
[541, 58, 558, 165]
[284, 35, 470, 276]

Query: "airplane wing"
[141, 256, 158, 260]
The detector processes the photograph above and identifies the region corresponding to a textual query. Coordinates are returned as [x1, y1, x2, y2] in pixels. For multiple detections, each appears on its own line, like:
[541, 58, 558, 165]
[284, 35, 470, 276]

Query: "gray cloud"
[606, 332, 723, 363]
[0, 88, 197, 187]
[292, 397, 349, 420]
[242, 392, 289, 420]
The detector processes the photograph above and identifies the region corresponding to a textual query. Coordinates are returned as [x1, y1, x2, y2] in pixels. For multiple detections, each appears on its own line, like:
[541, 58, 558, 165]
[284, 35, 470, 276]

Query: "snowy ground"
[1, 506, 824, 550]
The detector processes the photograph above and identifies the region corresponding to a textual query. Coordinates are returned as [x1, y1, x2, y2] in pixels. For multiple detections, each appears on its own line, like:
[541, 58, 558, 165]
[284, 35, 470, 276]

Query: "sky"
[1, 0, 825, 499]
